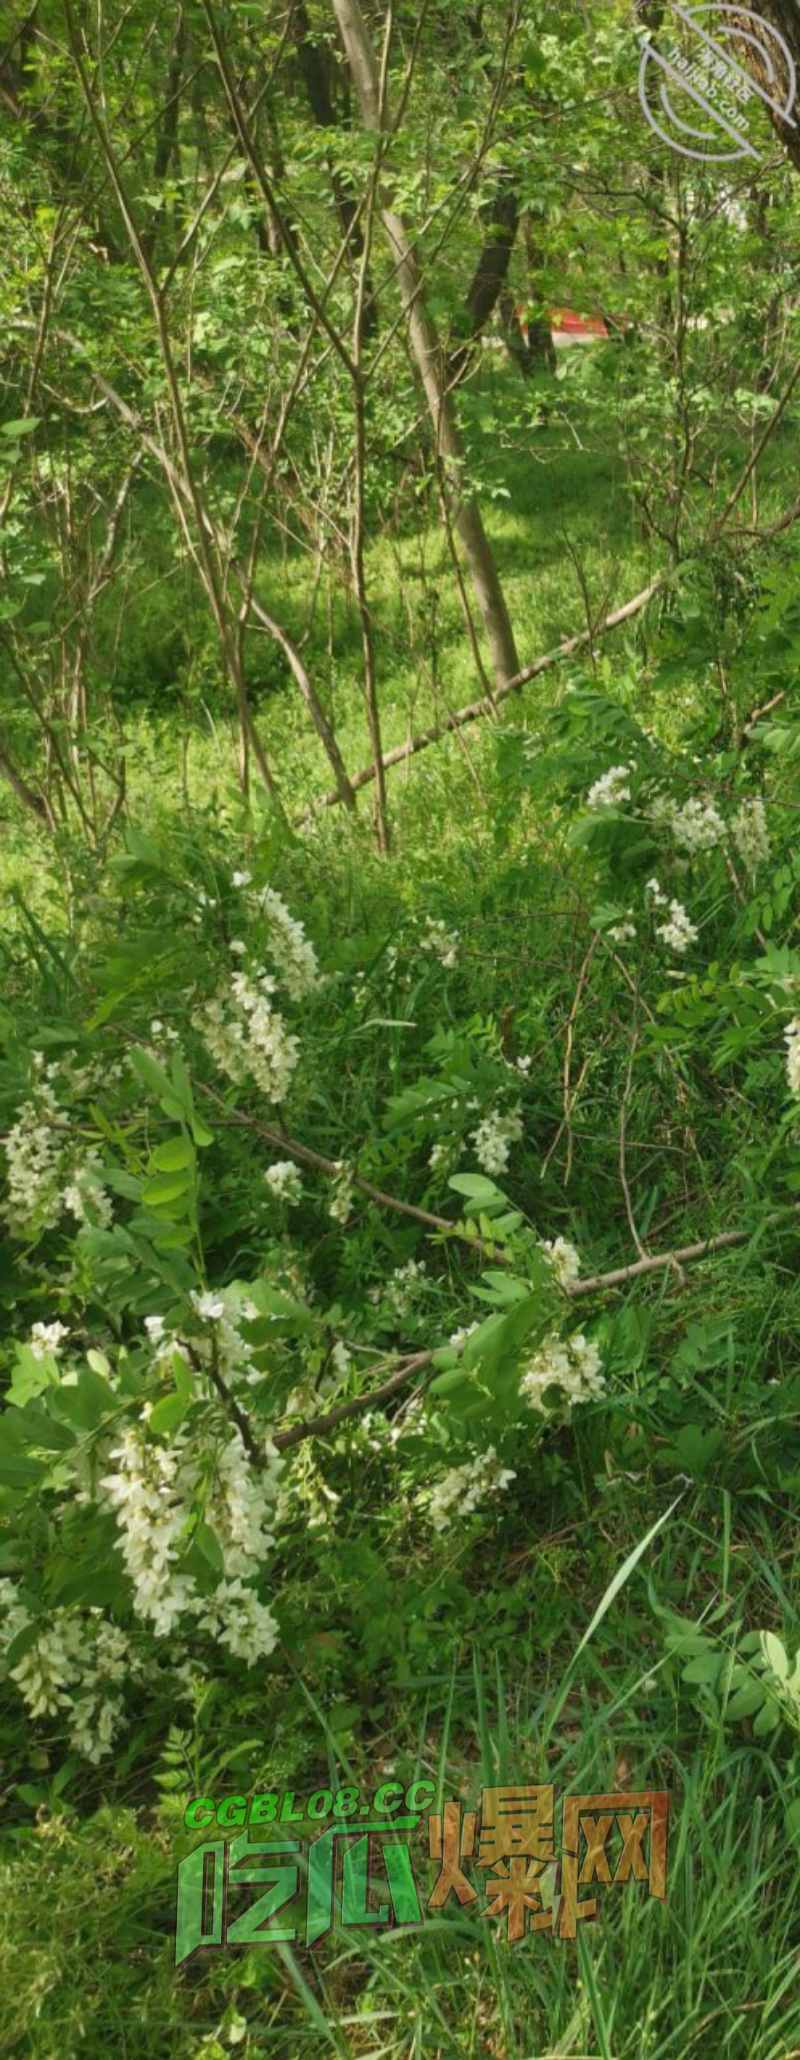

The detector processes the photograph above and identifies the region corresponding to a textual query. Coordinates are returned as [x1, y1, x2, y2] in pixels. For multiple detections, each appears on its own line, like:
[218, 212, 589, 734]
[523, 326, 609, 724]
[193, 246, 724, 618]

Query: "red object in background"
[513, 304, 611, 344]
[549, 308, 609, 340]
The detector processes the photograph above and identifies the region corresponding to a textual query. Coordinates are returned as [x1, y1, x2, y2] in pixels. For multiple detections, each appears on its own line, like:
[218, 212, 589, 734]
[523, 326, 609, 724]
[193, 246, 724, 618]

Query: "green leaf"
[0, 1455, 48, 1486]
[150, 1138, 195, 1173]
[148, 1391, 191, 1435]
[753, 1698, 782, 1737]
[141, 1174, 193, 1208]
[8, 1346, 55, 1408]
[5, 1621, 43, 1669]
[129, 1047, 174, 1099]
[191, 1116, 214, 1148]
[6, 1404, 76, 1453]
[428, 1370, 475, 1400]
[1, 418, 41, 437]
[726, 1680, 765, 1719]
[194, 1520, 224, 1572]
[682, 1655, 721, 1687]
[761, 1631, 789, 1681]
[448, 1174, 505, 1207]
[55, 1367, 116, 1432]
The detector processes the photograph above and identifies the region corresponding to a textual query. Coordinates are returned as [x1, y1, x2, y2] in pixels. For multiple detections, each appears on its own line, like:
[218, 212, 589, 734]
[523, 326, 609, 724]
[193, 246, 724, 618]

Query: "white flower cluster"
[2, 1072, 64, 1238]
[667, 796, 726, 854]
[205, 1434, 282, 1576]
[329, 1162, 355, 1224]
[731, 796, 770, 873]
[607, 921, 636, 945]
[656, 899, 698, 954]
[519, 1331, 605, 1414]
[256, 887, 320, 1000]
[541, 1237, 581, 1290]
[264, 1160, 303, 1205]
[449, 1320, 480, 1352]
[471, 1105, 523, 1176]
[195, 971, 300, 1103]
[383, 1259, 426, 1318]
[30, 1320, 69, 1360]
[3, 1058, 112, 1240]
[0, 1583, 133, 1763]
[422, 1447, 516, 1532]
[785, 1019, 800, 1099]
[420, 918, 459, 969]
[187, 1283, 263, 1391]
[99, 1425, 281, 1657]
[586, 764, 632, 811]
[63, 1151, 112, 1230]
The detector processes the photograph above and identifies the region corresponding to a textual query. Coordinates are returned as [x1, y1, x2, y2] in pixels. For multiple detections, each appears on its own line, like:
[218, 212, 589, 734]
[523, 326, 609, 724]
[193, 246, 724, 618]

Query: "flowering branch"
[180, 1337, 263, 1469]
[267, 1227, 770, 1455]
[273, 1351, 433, 1451]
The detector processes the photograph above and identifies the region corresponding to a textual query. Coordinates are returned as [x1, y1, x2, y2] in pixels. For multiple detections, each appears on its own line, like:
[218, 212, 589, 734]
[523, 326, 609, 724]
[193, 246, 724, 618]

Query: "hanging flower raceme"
[194, 970, 300, 1102]
[418, 1448, 516, 1532]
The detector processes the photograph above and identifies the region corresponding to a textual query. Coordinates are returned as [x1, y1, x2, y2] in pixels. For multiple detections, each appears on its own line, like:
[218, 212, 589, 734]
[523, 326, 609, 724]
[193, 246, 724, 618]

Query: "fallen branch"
[201, 1087, 496, 1251]
[204, 1088, 770, 1304]
[313, 575, 665, 810]
[273, 1351, 432, 1451]
[567, 1226, 750, 1298]
[268, 1222, 761, 1453]
[268, 1224, 761, 1453]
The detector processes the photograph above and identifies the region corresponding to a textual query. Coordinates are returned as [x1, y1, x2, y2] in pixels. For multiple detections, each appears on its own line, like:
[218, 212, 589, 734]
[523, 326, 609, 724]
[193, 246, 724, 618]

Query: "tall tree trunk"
[330, 0, 520, 691]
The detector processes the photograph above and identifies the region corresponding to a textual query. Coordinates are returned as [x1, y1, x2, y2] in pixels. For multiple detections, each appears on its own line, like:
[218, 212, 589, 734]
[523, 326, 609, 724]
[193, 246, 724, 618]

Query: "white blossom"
[785, 1019, 800, 1099]
[520, 1331, 605, 1413]
[256, 887, 319, 1000]
[731, 796, 770, 872]
[541, 1237, 581, 1290]
[420, 1447, 516, 1532]
[29, 1320, 69, 1360]
[195, 971, 300, 1103]
[470, 1105, 522, 1176]
[656, 899, 698, 954]
[449, 1321, 480, 1352]
[62, 1155, 112, 1230]
[264, 1160, 303, 1205]
[420, 918, 459, 969]
[384, 1259, 426, 1317]
[668, 796, 726, 854]
[2, 1078, 64, 1238]
[586, 764, 632, 811]
[329, 1163, 355, 1224]
[191, 1291, 225, 1322]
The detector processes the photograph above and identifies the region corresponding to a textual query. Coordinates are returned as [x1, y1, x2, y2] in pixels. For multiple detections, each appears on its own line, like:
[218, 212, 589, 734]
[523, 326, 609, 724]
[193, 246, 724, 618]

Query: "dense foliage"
[4, 2, 800, 2054]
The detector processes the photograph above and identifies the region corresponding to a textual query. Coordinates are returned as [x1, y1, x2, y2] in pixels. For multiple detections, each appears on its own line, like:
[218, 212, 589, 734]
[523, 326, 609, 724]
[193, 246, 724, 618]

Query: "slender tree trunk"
[330, 0, 520, 691]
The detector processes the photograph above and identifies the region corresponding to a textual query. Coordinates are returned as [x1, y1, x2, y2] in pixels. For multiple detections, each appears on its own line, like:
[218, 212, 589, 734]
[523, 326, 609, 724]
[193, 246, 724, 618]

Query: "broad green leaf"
[150, 1138, 195, 1173]
[148, 1391, 191, 1436]
[761, 1631, 789, 1681]
[141, 1174, 193, 1208]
